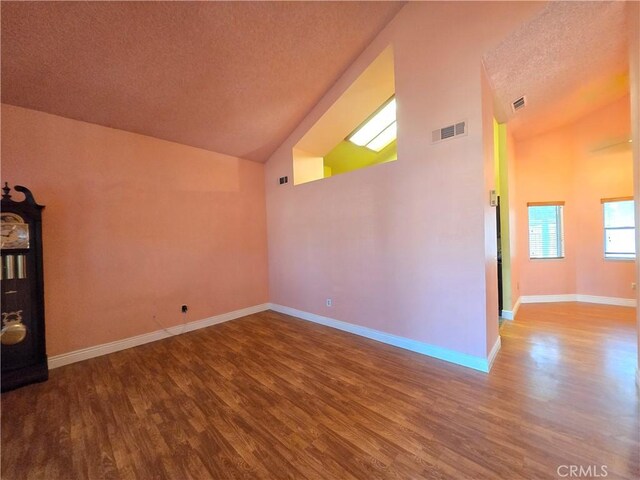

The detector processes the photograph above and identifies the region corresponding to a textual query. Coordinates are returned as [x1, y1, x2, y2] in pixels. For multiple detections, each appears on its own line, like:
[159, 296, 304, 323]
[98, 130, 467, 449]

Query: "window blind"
[528, 204, 564, 259]
[603, 198, 635, 259]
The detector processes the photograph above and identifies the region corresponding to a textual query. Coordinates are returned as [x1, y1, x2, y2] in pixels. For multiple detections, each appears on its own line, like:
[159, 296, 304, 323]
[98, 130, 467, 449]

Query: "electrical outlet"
[326, 298, 332, 307]
[181, 305, 188, 313]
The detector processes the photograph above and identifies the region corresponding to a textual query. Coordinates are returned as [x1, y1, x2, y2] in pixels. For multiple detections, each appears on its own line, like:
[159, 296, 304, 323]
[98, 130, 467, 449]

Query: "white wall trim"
[520, 294, 576, 303]
[48, 303, 270, 369]
[500, 310, 514, 320]
[520, 294, 636, 307]
[487, 336, 502, 370]
[501, 296, 521, 320]
[513, 297, 521, 317]
[575, 294, 636, 307]
[269, 303, 498, 373]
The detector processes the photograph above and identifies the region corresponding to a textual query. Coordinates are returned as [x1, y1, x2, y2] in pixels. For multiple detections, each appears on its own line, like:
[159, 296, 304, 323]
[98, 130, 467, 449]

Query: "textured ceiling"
[483, 1, 630, 139]
[1, 1, 404, 162]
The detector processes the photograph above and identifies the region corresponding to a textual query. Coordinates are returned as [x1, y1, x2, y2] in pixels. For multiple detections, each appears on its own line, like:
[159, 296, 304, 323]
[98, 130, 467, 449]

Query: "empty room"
[1, 1, 639, 479]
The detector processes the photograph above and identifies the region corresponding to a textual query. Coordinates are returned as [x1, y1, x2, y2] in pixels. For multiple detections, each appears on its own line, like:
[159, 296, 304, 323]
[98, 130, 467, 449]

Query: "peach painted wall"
[513, 96, 635, 300]
[1, 104, 269, 356]
[265, 2, 543, 360]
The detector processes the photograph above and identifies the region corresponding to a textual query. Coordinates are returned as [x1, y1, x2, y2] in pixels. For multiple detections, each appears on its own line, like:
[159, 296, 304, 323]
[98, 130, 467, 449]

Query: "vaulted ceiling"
[1, 1, 404, 162]
[483, 1, 630, 140]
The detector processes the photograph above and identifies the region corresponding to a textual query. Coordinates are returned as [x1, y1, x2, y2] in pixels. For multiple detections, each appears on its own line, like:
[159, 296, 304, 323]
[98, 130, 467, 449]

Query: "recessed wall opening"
[293, 46, 396, 185]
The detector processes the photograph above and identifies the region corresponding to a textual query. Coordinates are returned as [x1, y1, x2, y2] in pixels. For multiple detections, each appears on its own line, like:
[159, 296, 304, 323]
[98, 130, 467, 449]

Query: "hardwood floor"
[1, 303, 638, 479]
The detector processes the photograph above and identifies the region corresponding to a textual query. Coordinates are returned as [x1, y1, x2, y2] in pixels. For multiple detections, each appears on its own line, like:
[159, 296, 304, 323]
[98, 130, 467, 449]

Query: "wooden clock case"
[1, 183, 48, 392]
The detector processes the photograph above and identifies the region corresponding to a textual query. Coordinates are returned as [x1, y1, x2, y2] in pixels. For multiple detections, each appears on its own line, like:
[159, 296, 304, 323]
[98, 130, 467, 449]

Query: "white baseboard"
[269, 303, 499, 373]
[514, 297, 522, 316]
[520, 294, 636, 307]
[501, 296, 522, 320]
[500, 311, 513, 320]
[488, 336, 502, 370]
[576, 295, 636, 307]
[48, 303, 270, 369]
[520, 294, 576, 303]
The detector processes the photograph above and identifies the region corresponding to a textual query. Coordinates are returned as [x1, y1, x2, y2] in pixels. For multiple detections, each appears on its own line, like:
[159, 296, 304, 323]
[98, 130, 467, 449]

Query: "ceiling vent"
[511, 96, 527, 112]
[432, 121, 467, 143]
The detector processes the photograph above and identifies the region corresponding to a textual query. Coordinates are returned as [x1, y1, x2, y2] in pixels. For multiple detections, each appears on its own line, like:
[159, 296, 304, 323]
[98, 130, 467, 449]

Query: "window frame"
[602, 196, 635, 261]
[527, 201, 565, 260]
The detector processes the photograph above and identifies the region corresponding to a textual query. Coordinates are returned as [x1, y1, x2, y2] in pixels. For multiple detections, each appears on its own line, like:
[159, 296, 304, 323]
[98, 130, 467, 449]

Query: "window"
[528, 202, 565, 259]
[603, 197, 635, 259]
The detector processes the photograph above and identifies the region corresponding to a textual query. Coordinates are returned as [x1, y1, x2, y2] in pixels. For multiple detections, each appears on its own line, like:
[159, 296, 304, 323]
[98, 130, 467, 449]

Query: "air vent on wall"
[511, 95, 527, 112]
[432, 121, 467, 143]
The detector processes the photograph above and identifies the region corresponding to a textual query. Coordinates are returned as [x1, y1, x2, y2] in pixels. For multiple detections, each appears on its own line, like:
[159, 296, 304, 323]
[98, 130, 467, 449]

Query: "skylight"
[366, 121, 396, 152]
[348, 97, 396, 152]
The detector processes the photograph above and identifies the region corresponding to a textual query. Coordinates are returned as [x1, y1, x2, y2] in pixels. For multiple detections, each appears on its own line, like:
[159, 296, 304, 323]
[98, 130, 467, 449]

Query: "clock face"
[1, 214, 29, 250]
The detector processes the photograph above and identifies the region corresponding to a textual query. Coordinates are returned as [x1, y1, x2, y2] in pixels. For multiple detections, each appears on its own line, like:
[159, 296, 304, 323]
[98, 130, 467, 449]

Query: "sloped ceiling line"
[1, 1, 404, 162]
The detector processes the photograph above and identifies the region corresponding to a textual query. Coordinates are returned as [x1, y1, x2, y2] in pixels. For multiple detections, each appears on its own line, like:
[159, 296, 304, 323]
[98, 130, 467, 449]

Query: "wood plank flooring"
[1, 303, 638, 479]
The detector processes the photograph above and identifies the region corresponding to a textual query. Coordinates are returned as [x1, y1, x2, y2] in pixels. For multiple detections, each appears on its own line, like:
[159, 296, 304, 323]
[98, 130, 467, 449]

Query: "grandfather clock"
[1, 183, 48, 392]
